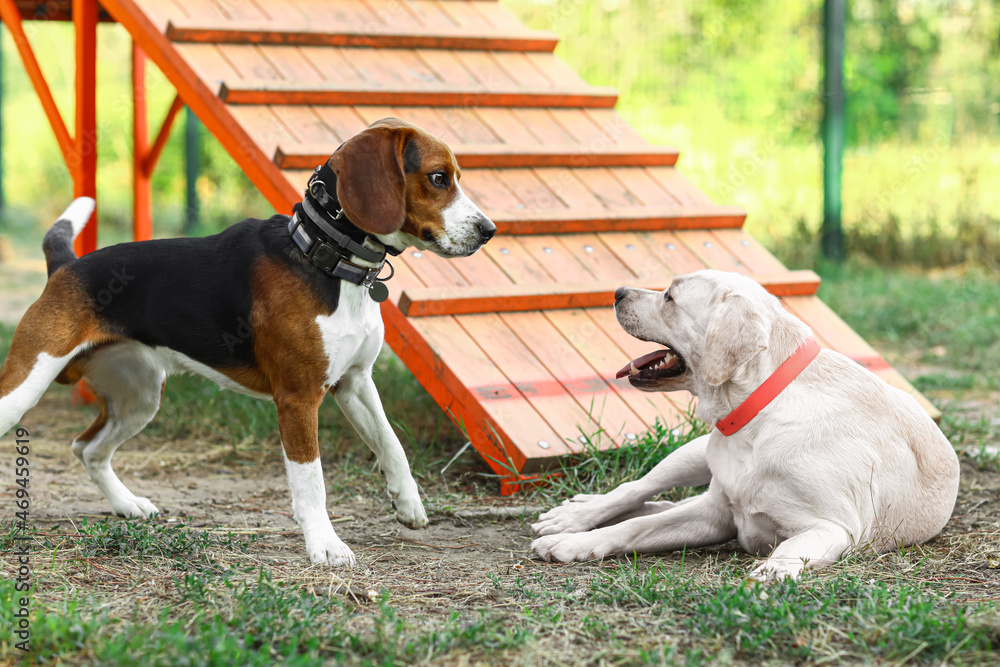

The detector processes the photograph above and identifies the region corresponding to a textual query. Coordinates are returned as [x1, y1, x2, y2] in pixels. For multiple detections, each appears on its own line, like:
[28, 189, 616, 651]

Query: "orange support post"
[0, 0, 75, 165]
[72, 0, 99, 404]
[73, 0, 98, 256]
[132, 43, 151, 241]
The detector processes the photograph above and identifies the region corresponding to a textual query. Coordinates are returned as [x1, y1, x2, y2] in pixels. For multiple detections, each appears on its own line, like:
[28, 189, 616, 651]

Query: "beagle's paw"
[305, 533, 356, 568]
[532, 533, 610, 563]
[110, 494, 160, 519]
[531, 494, 606, 536]
[390, 483, 428, 530]
[394, 496, 429, 530]
[302, 522, 355, 567]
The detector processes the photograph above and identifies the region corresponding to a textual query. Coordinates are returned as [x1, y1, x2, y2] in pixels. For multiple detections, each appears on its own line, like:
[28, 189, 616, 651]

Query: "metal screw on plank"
[625, 432, 637, 440]
[625, 244, 636, 251]
[583, 245, 594, 253]
[666, 243, 676, 250]
[704, 242, 713, 248]
[537, 440, 550, 449]
[411, 251, 423, 258]
[741, 240, 751, 247]
[500, 248, 510, 254]
[542, 247, 553, 253]
[577, 435, 588, 444]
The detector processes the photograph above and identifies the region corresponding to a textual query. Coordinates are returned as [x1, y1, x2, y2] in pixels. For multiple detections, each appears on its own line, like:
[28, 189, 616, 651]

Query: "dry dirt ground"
[7, 385, 1000, 602]
[7, 388, 536, 592]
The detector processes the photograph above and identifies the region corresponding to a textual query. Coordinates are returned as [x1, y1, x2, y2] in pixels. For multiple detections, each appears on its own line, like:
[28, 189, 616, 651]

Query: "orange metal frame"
[0, 1, 184, 248]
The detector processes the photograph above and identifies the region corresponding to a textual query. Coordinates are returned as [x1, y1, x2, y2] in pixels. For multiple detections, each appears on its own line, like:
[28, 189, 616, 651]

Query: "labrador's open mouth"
[615, 349, 686, 381]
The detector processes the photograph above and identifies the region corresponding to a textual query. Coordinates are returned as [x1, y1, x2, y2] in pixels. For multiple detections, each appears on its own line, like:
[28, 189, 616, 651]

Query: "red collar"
[715, 338, 820, 436]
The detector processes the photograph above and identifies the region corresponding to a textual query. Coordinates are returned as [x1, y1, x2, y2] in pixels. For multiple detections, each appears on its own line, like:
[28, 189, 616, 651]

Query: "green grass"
[75, 517, 259, 564]
[527, 414, 710, 504]
[816, 261, 1000, 390]
[0, 571, 534, 666]
[486, 558, 1000, 665]
[6, 557, 997, 666]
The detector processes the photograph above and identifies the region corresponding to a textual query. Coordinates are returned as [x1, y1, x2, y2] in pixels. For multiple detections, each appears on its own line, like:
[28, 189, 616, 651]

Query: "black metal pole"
[822, 0, 846, 262]
[184, 107, 200, 234]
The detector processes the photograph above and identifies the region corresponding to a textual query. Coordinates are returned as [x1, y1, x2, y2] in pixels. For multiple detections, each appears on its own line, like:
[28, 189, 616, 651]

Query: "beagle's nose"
[476, 217, 497, 241]
[615, 287, 628, 302]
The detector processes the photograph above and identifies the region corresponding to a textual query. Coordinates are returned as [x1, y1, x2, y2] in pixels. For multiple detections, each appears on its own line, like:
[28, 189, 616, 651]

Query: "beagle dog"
[532, 270, 959, 580]
[0, 118, 495, 567]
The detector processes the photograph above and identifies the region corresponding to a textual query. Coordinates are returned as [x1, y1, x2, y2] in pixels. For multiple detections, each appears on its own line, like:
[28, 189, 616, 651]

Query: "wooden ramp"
[82, 0, 937, 492]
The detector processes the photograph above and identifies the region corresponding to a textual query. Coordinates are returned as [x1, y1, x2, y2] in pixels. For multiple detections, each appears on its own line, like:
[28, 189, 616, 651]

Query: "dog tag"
[369, 281, 389, 302]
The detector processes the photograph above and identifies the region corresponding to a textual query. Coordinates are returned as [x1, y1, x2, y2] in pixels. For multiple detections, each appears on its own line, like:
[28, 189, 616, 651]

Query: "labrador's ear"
[701, 291, 770, 386]
[328, 122, 416, 235]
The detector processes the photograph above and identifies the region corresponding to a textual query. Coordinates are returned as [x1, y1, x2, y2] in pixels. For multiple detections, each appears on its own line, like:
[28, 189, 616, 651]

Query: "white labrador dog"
[532, 270, 959, 580]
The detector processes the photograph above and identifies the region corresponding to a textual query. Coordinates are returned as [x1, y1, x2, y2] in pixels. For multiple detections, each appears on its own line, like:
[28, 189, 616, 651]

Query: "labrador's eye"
[429, 172, 447, 188]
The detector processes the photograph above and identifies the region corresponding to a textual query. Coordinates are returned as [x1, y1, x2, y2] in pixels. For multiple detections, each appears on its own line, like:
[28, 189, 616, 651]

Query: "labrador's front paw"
[532, 533, 610, 563]
[531, 494, 606, 536]
[749, 557, 805, 582]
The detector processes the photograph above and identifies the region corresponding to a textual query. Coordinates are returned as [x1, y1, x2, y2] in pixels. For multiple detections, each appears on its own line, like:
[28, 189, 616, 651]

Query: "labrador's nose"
[615, 287, 628, 302]
[476, 217, 497, 241]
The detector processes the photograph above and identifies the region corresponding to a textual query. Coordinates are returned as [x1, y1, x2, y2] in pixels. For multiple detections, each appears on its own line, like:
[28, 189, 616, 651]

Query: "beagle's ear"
[701, 291, 770, 386]
[328, 123, 417, 235]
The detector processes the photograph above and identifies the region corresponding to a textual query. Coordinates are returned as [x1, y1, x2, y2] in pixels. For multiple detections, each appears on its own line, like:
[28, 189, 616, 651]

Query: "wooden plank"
[412, 48, 480, 87]
[219, 79, 620, 107]
[585, 109, 650, 146]
[557, 234, 636, 281]
[166, 18, 559, 52]
[273, 141, 679, 169]
[491, 168, 564, 211]
[517, 235, 594, 282]
[435, 107, 499, 143]
[387, 106, 463, 143]
[311, 106, 368, 141]
[407, 315, 563, 468]
[512, 108, 575, 144]
[674, 229, 749, 274]
[398, 271, 822, 317]
[269, 106, 336, 144]
[640, 231, 709, 275]
[473, 107, 537, 144]
[597, 232, 676, 280]
[398, 247, 470, 289]
[451, 248, 512, 286]
[585, 306, 695, 430]
[573, 167, 642, 208]
[457, 313, 601, 450]
[482, 238, 554, 284]
[544, 308, 685, 434]
[216, 44, 281, 81]
[501, 311, 648, 440]
[711, 229, 788, 274]
[486, 205, 746, 235]
[459, 169, 519, 211]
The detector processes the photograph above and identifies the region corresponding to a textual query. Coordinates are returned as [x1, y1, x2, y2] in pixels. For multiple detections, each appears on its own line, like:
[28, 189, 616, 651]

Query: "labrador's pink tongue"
[615, 349, 670, 379]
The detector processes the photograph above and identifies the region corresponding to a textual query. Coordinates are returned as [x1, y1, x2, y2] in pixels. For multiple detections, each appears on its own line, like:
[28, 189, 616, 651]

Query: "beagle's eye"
[664, 291, 673, 303]
[429, 172, 447, 188]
